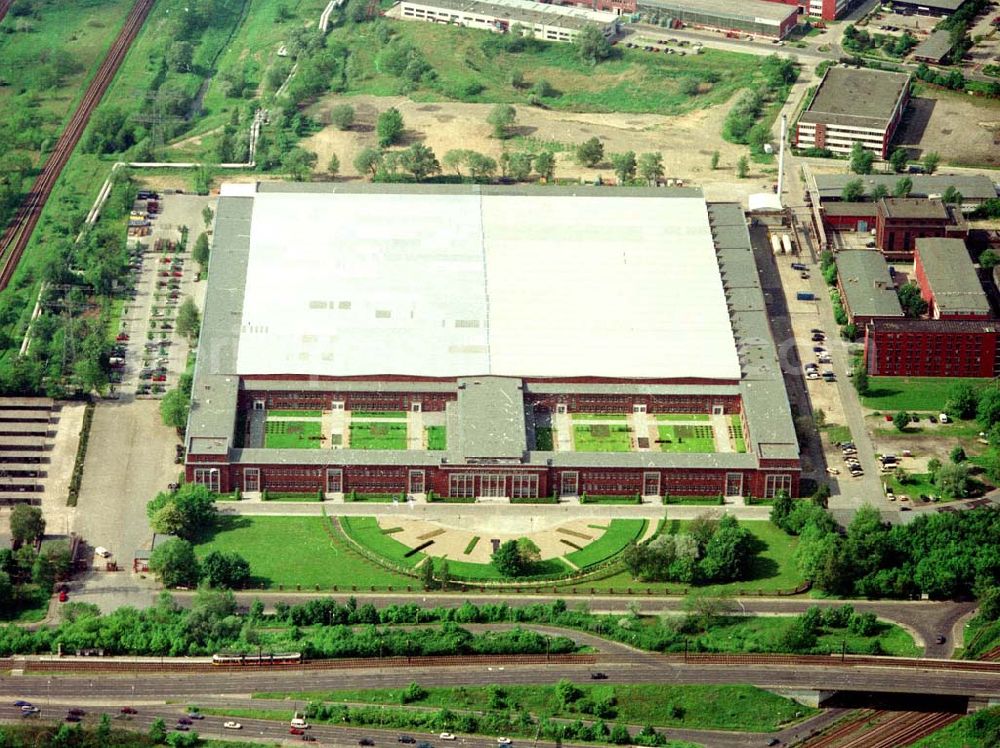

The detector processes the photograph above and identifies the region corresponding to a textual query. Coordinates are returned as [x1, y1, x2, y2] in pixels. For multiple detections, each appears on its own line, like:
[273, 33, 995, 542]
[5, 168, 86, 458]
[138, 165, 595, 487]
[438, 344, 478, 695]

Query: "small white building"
[398, 0, 619, 43]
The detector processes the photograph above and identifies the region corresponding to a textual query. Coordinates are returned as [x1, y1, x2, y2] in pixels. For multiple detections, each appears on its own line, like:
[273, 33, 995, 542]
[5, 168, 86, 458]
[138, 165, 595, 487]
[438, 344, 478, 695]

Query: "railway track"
[980, 644, 1000, 661]
[802, 709, 883, 748]
[805, 709, 961, 748]
[678, 652, 1000, 673]
[0, 0, 154, 291]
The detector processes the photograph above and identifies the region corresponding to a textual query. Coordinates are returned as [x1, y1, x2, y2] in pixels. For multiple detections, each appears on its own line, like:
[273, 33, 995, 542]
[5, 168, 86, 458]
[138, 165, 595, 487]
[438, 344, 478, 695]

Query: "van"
[939, 413, 950, 424]
[291, 715, 310, 729]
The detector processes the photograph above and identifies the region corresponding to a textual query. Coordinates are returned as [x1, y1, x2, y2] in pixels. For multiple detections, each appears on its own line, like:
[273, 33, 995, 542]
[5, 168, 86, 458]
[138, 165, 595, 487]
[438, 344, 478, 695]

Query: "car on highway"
[301, 736, 317, 743]
[120, 707, 138, 715]
[359, 739, 375, 746]
[936, 634, 946, 644]
[398, 737, 416, 744]
[439, 734, 456, 741]
[497, 738, 512, 745]
[175, 724, 190, 731]
[67, 708, 85, 717]
[417, 743, 434, 748]
[65, 714, 81, 722]
[187, 712, 204, 720]
[589, 672, 608, 680]
[223, 721, 242, 730]
[290, 727, 305, 735]
[13, 701, 31, 708]
[20, 706, 39, 714]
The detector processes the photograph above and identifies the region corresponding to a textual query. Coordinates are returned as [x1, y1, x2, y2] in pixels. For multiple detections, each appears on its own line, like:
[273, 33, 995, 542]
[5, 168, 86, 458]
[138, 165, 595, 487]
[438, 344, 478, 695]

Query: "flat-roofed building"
[865, 318, 1000, 377]
[398, 0, 619, 43]
[797, 67, 910, 158]
[914, 238, 991, 319]
[875, 197, 968, 260]
[836, 251, 904, 326]
[888, 0, 971, 17]
[911, 29, 953, 63]
[763, 0, 860, 21]
[637, 0, 799, 38]
[812, 174, 998, 207]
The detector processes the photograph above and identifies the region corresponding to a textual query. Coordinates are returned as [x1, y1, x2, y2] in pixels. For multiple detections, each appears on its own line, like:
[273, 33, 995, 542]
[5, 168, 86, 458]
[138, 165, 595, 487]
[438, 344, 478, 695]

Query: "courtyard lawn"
[565, 519, 647, 570]
[656, 414, 711, 422]
[254, 683, 812, 733]
[572, 413, 628, 421]
[341, 517, 424, 568]
[351, 411, 407, 419]
[443, 556, 573, 581]
[534, 427, 554, 450]
[194, 516, 412, 589]
[861, 377, 987, 412]
[264, 420, 323, 449]
[268, 409, 322, 418]
[730, 415, 747, 453]
[657, 424, 716, 453]
[425, 426, 446, 451]
[573, 424, 632, 452]
[349, 421, 408, 450]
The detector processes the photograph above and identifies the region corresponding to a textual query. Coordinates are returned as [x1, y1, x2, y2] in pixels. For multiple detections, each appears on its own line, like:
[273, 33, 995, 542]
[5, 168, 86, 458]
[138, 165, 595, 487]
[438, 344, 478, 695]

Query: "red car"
[290, 728, 305, 736]
[120, 707, 137, 715]
[171, 271, 183, 277]
[116, 333, 129, 342]
[58, 590, 68, 603]
[152, 375, 166, 382]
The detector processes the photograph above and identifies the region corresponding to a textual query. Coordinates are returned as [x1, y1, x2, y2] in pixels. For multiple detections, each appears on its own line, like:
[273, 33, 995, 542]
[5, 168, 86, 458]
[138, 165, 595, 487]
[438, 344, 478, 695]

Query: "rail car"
[211, 652, 302, 666]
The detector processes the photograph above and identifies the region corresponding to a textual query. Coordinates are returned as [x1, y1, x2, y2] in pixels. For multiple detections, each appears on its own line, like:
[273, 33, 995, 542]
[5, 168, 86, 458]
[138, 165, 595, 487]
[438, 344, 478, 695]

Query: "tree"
[175, 298, 200, 341]
[853, 367, 870, 397]
[534, 151, 556, 182]
[979, 250, 1000, 270]
[166, 41, 194, 73]
[193, 232, 210, 271]
[354, 147, 383, 179]
[487, 104, 517, 139]
[850, 141, 874, 175]
[399, 143, 440, 181]
[892, 177, 913, 197]
[637, 152, 664, 185]
[575, 137, 604, 168]
[575, 25, 612, 65]
[282, 147, 317, 180]
[492, 540, 524, 577]
[609, 151, 636, 184]
[893, 410, 910, 432]
[942, 185, 963, 205]
[466, 152, 497, 181]
[10, 505, 45, 546]
[327, 153, 340, 178]
[532, 78, 555, 98]
[840, 178, 864, 202]
[950, 446, 967, 464]
[978, 388, 1000, 429]
[149, 539, 201, 588]
[201, 551, 251, 589]
[149, 718, 167, 744]
[377, 107, 405, 147]
[927, 457, 942, 479]
[330, 104, 355, 130]
[698, 516, 755, 583]
[147, 483, 218, 541]
[897, 282, 928, 318]
[871, 183, 889, 201]
[936, 462, 970, 499]
[505, 152, 533, 182]
[889, 148, 908, 173]
[710, 151, 720, 170]
[923, 151, 940, 175]
[160, 388, 189, 430]
[736, 156, 749, 179]
[420, 558, 436, 590]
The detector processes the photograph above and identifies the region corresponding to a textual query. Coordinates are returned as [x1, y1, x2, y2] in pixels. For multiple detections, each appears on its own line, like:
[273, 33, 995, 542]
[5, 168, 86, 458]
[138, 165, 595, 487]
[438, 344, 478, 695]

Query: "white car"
[498, 739, 512, 746]
[440, 733, 456, 741]
[94, 547, 111, 558]
[223, 721, 242, 730]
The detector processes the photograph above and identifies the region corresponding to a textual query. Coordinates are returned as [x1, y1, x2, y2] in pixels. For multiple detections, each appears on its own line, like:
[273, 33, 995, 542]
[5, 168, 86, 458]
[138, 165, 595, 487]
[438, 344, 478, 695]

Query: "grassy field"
[534, 427, 554, 450]
[350, 421, 408, 449]
[885, 472, 937, 500]
[910, 706, 1000, 747]
[861, 377, 988, 412]
[442, 556, 573, 580]
[658, 424, 716, 453]
[352, 411, 407, 419]
[560, 520, 801, 594]
[194, 516, 413, 589]
[573, 424, 632, 452]
[730, 415, 747, 453]
[573, 413, 627, 421]
[264, 420, 322, 449]
[269, 409, 322, 418]
[425, 426, 446, 451]
[565, 519, 646, 570]
[341, 517, 424, 568]
[656, 414, 711, 422]
[254, 683, 813, 733]
[331, 20, 770, 116]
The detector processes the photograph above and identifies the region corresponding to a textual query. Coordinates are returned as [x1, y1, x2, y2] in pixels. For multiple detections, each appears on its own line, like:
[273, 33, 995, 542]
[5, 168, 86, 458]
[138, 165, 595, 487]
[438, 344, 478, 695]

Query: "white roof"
[235, 190, 740, 381]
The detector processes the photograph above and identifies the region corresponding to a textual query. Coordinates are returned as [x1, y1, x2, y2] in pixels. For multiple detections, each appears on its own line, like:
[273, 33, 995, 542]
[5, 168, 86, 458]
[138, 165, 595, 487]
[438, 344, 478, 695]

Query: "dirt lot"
[302, 93, 771, 201]
[896, 90, 1000, 167]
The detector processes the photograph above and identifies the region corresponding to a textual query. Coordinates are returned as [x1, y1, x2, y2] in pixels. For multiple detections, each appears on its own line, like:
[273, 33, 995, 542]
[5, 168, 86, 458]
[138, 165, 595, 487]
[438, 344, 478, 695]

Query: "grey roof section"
[800, 67, 910, 130]
[813, 174, 998, 203]
[526, 383, 741, 396]
[243, 379, 458, 394]
[911, 29, 952, 62]
[892, 0, 967, 9]
[403, 0, 618, 31]
[453, 377, 526, 460]
[822, 202, 876, 217]
[638, 0, 797, 25]
[185, 197, 250, 456]
[879, 197, 949, 220]
[836, 251, 905, 319]
[916, 238, 990, 315]
[256, 181, 707, 200]
[709, 203, 799, 461]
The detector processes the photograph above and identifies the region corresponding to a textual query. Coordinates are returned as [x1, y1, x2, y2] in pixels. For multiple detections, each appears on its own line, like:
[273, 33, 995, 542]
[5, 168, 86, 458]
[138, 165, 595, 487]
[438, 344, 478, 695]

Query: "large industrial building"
[763, 0, 860, 21]
[185, 184, 800, 501]
[637, 0, 799, 39]
[796, 67, 911, 158]
[887, 0, 972, 16]
[812, 174, 999, 207]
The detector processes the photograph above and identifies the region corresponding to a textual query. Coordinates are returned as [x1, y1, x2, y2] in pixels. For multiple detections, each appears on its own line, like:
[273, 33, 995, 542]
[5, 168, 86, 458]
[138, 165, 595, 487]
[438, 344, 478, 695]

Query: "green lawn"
[572, 413, 628, 421]
[268, 409, 322, 418]
[861, 377, 988, 412]
[341, 517, 424, 568]
[561, 521, 802, 594]
[565, 520, 647, 569]
[440, 556, 573, 581]
[254, 683, 813, 733]
[820, 424, 853, 445]
[534, 427, 554, 450]
[657, 424, 716, 453]
[352, 411, 407, 419]
[194, 516, 413, 589]
[349, 421, 408, 450]
[264, 420, 322, 449]
[573, 424, 632, 452]
[961, 615, 1000, 659]
[657, 414, 711, 422]
[885, 472, 938, 500]
[730, 415, 747, 453]
[425, 426, 446, 451]
[911, 706, 1000, 748]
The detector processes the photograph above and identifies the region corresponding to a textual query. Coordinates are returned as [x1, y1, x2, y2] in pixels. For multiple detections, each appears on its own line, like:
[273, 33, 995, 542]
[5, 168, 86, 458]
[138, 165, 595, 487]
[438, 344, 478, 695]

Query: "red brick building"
[875, 198, 968, 261]
[913, 238, 991, 320]
[864, 319, 1000, 378]
[763, 0, 859, 21]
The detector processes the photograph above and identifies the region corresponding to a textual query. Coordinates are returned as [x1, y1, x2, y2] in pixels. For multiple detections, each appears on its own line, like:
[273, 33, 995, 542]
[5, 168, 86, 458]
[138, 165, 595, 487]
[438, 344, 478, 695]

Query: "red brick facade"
[875, 201, 967, 261]
[864, 319, 1000, 378]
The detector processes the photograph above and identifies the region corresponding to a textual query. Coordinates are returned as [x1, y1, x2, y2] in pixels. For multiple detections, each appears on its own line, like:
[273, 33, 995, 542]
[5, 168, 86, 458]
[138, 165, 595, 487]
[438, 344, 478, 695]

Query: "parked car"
[65, 714, 81, 722]
[178, 717, 193, 725]
[175, 724, 190, 732]
[398, 737, 416, 744]
[439, 734, 456, 741]
[290, 728, 305, 736]
[187, 712, 204, 720]
[590, 672, 608, 680]
[120, 707, 138, 715]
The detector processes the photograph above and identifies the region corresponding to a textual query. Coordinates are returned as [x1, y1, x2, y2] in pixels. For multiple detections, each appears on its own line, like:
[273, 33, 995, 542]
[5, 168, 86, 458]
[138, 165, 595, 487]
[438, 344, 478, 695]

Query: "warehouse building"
[812, 174, 999, 207]
[762, 0, 861, 21]
[887, 0, 972, 17]
[914, 238, 990, 319]
[865, 319, 1000, 377]
[796, 67, 910, 158]
[911, 29, 953, 63]
[186, 184, 800, 501]
[875, 197, 968, 261]
[398, 0, 619, 42]
[836, 251, 904, 327]
[637, 0, 799, 39]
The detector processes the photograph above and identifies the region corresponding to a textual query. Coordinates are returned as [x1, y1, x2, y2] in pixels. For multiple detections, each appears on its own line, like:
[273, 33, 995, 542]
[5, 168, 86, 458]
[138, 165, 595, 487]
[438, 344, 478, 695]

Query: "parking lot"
[113, 193, 212, 397]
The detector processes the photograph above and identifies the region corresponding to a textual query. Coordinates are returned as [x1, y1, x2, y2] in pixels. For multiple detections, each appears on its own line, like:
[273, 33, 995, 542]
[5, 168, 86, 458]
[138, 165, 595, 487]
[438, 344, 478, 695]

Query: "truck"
[770, 234, 783, 256]
[781, 234, 793, 255]
[796, 292, 815, 301]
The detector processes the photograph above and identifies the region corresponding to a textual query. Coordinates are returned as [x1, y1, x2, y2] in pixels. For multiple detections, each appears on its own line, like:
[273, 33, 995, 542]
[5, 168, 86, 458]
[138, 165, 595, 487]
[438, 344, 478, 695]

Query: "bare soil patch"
[896, 91, 1000, 167]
